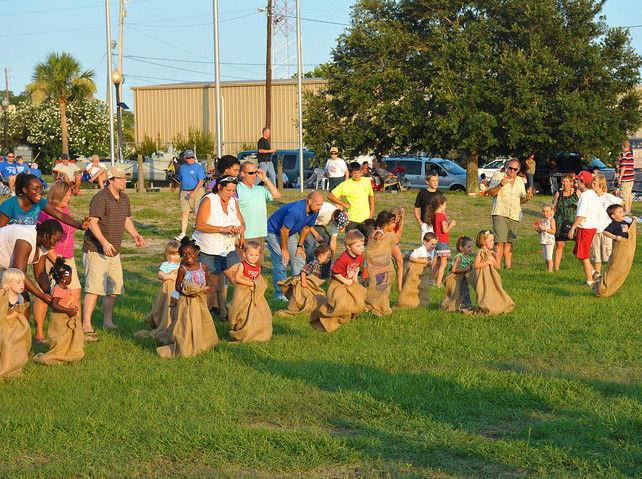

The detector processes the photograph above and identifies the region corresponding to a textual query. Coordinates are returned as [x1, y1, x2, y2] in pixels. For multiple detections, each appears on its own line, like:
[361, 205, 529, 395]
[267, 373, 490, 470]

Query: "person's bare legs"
[433, 256, 448, 286]
[102, 295, 117, 328]
[33, 297, 48, 341]
[74, 175, 82, 194]
[83, 292, 99, 332]
[207, 273, 219, 309]
[494, 242, 504, 269]
[217, 275, 227, 315]
[554, 241, 565, 271]
[503, 243, 513, 269]
[580, 258, 594, 283]
[8, 175, 15, 194]
[180, 210, 190, 236]
[97, 172, 105, 189]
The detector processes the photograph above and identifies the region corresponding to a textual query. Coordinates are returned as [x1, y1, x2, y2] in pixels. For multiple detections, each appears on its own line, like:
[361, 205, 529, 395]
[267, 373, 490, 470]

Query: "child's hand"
[450, 220, 456, 227]
[202, 286, 211, 294]
[170, 298, 178, 307]
[616, 236, 623, 242]
[622, 224, 629, 233]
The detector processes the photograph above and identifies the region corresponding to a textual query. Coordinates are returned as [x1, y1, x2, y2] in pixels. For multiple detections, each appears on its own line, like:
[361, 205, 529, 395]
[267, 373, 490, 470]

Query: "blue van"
[237, 149, 315, 186]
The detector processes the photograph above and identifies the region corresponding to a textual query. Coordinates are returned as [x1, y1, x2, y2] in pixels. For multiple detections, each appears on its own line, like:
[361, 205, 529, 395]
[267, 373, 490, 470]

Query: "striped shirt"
[619, 150, 635, 182]
[82, 188, 131, 254]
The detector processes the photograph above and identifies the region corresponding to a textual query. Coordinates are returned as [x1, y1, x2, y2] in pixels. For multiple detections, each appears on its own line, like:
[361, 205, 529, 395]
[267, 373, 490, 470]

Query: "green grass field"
[0, 188, 639, 478]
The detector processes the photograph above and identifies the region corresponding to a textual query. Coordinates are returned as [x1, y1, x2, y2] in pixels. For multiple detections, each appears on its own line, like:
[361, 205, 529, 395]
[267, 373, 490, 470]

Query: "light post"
[111, 69, 123, 162]
[1, 98, 8, 154]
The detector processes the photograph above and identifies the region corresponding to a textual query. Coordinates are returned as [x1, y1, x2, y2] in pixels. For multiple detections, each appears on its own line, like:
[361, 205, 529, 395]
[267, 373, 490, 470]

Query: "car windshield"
[436, 159, 466, 175]
[590, 157, 607, 169]
[483, 160, 502, 169]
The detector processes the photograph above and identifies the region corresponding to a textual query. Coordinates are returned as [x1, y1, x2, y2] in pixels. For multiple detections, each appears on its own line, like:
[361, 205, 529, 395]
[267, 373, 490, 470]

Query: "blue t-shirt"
[178, 163, 206, 191]
[30, 168, 42, 179]
[0, 162, 17, 178]
[267, 199, 318, 237]
[14, 164, 30, 175]
[0, 196, 49, 225]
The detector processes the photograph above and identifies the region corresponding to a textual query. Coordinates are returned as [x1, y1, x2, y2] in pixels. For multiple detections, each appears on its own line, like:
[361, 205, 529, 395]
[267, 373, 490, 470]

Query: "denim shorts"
[198, 251, 241, 274]
[435, 241, 451, 257]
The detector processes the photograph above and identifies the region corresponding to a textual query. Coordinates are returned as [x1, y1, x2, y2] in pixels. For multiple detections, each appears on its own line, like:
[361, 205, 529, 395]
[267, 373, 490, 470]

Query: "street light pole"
[112, 70, 123, 163]
[212, 0, 223, 159]
[295, 0, 304, 192]
[104, 0, 115, 165]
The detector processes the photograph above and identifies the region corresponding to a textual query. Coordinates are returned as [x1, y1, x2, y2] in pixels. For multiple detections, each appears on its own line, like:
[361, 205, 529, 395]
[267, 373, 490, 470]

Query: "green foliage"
[171, 127, 215, 158]
[304, 0, 642, 191]
[122, 110, 135, 143]
[134, 134, 164, 158]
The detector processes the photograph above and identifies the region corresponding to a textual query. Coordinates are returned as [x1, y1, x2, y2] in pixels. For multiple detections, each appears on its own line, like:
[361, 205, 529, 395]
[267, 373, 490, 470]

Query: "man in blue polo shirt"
[0, 152, 17, 194]
[176, 149, 206, 241]
[266, 190, 324, 300]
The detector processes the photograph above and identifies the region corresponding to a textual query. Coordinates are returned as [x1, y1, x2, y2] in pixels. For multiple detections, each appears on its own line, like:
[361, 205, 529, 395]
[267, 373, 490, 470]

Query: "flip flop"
[84, 329, 97, 335]
[84, 334, 99, 342]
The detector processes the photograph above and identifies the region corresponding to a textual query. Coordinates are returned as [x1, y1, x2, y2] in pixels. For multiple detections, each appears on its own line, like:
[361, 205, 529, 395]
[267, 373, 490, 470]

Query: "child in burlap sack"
[439, 235, 474, 313]
[310, 229, 366, 332]
[471, 230, 514, 315]
[134, 240, 180, 342]
[277, 243, 332, 317]
[157, 237, 218, 358]
[0, 269, 32, 378]
[33, 258, 84, 365]
[396, 232, 437, 309]
[364, 211, 404, 316]
[228, 241, 273, 342]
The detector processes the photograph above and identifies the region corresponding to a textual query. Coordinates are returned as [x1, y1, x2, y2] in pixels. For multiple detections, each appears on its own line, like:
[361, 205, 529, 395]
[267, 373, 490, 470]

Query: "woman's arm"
[194, 197, 234, 234]
[43, 202, 84, 230]
[0, 212, 9, 227]
[552, 191, 560, 210]
[547, 218, 556, 235]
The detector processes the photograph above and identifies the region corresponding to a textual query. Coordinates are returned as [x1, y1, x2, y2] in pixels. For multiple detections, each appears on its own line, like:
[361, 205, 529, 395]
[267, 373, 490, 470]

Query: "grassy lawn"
[0, 188, 639, 478]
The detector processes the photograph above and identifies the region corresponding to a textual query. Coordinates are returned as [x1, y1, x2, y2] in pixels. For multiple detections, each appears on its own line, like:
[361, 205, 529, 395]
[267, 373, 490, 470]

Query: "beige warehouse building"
[132, 78, 327, 155]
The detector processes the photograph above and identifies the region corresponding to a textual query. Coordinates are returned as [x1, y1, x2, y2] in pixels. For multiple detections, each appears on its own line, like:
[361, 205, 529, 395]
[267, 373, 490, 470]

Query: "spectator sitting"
[29, 163, 47, 190]
[361, 162, 373, 177]
[53, 154, 82, 195]
[84, 155, 108, 189]
[373, 159, 404, 191]
[13, 156, 30, 175]
[390, 161, 407, 176]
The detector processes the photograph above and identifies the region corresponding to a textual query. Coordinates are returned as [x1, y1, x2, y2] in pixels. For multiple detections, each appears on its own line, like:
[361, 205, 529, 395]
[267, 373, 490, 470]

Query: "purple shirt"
[38, 206, 76, 258]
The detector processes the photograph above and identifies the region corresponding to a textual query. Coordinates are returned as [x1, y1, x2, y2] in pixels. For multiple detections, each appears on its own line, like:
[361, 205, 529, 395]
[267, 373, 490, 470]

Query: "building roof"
[131, 77, 326, 91]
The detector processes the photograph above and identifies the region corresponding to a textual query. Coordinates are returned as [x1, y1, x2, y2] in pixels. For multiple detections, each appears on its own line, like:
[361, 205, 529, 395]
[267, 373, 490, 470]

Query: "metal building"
[132, 78, 327, 155]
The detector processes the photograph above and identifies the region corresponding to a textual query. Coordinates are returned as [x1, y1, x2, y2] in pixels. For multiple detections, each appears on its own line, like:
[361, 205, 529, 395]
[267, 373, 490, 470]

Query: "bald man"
[266, 191, 324, 300]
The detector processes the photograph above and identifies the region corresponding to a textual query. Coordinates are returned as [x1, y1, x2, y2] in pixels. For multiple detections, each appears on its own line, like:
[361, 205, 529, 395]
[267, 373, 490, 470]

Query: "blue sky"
[2, 0, 641, 110]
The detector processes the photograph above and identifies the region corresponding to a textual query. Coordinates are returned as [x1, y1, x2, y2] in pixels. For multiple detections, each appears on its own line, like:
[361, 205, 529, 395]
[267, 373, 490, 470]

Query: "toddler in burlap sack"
[471, 230, 514, 315]
[395, 232, 437, 309]
[0, 269, 32, 378]
[439, 235, 474, 313]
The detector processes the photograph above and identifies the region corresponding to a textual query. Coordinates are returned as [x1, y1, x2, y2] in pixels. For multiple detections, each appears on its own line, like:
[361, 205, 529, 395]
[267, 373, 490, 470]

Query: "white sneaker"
[585, 281, 594, 286]
[174, 232, 186, 241]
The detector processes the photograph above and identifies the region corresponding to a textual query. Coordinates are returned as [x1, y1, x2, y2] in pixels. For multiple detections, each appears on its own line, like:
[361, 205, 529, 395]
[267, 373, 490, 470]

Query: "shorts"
[492, 215, 519, 243]
[45, 256, 81, 289]
[435, 241, 451, 257]
[620, 180, 634, 205]
[573, 228, 596, 260]
[83, 252, 124, 296]
[198, 250, 241, 275]
[541, 243, 554, 262]
[179, 188, 204, 213]
[590, 232, 613, 263]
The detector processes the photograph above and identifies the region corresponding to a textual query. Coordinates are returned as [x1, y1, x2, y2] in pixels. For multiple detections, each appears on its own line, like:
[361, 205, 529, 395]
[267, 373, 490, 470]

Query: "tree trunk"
[276, 154, 283, 189]
[462, 149, 480, 193]
[59, 98, 69, 157]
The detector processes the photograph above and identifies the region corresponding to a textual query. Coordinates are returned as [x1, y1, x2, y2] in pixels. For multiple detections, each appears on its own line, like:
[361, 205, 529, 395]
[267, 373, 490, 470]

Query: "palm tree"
[27, 52, 96, 156]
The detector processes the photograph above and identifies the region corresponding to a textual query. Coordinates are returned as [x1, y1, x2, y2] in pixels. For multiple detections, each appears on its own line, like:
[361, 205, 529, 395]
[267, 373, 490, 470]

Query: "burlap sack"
[157, 282, 218, 358]
[276, 274, 325, 317]
[134, 280, 177, 344]
[470, 250, 514, 315]
[396, 262, 430, 309]
[310, 279, 366, 333]
[594, 222, 636, 297]
[364, 232, 397, 316]
[439, 272, 474, 313]
[33, 311, 84, 365]
[0, 294, 31, 379]
[228, 275, 273, 342]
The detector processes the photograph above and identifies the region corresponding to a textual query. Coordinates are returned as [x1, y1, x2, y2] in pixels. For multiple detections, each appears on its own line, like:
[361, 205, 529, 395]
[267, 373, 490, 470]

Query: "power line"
[125, 54, 322, 67]
[127, 25, 211, 60]
[128, 11, 260, 29]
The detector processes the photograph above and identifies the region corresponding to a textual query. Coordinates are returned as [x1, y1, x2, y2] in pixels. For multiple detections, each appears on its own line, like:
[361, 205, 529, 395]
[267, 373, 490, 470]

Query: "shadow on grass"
[226, 348, 638, 477]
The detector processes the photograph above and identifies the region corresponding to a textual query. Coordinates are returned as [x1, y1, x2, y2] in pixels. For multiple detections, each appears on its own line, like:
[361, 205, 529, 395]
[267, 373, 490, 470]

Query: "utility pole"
[115, 0, 126, 163]
[295, 0, 303, 192]
[3, 69, 9, 154]
[104, 0, 115, 165]
[212, 0, 222, 159]
[265, 0, 272, 130]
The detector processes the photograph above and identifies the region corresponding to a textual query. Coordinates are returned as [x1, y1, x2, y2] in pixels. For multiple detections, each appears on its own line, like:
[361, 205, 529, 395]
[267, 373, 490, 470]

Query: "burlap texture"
[470, 250, 515, 315]
[134, 280, 177, 344]
[594, 222, 636, 297]
[0, 294, 31, 379]
[310, 279, 366, 333]
[364, 232, 397, 316]
[32, 311, 84, 365]
[157, 282, 218, 358]
[228, 275, 273, 342]
[276, 275, 325, 317]
[439, 272, 474, 313]
[395, 262, 430, 309]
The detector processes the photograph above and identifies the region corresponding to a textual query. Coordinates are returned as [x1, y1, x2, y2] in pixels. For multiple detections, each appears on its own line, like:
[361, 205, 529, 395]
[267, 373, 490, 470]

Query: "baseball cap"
[575, 170, 593, 184]
[60, 153, 69, 160]
[107, 166, 127, 179]
[184, 149, 195, 159]
[330, 147, 339, 154]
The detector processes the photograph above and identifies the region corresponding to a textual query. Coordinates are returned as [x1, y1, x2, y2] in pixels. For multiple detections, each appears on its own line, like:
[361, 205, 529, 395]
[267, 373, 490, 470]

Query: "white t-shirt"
[576, 189, 604, 230]
[596, 192, 622, 232]
[192, 194, 242, 256]
[53, 162, 80, 180]
[324, 158, 348, 178]
[315, 202, 337, 226]
[410, 244, 435, 261]
[86, 162, 107, 177]
[0, 225, 45, 268]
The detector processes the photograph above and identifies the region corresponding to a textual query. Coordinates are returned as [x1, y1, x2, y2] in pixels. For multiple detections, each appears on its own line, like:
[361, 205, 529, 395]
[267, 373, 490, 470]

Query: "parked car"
[237, 149, 315, 186]
[380, 156, 467, 190]
[532, 152, 619, 195]
[477, 158, 510, 181]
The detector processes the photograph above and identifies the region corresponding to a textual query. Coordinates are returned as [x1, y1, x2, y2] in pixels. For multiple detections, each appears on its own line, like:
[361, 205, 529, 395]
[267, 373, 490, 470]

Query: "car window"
[590, 157, 607, 169]
[439, 159, 466, 175]
[396, 160, 422, 175]
[427, 162, 447, 177]
[282, 154, 297, 170]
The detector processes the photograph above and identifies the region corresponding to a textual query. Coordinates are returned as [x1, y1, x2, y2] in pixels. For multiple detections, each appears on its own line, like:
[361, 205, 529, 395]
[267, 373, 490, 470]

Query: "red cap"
[575, 170, 593, 184]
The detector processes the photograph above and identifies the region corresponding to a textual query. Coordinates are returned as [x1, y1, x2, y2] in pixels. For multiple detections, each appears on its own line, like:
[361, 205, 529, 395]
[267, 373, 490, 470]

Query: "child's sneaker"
[592, 271, 602, 283]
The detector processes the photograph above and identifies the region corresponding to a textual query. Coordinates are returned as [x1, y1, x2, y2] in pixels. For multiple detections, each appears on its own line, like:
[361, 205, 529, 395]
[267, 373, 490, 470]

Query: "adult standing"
[413, 172, 441, 239]
[34, 181, 90, 342]
[618, 140, 635, 214]
[257, 127, 277, 185]
[524, 153, 536, 191]
[193, 176, 246, 319]
[175, 149, 206, 241]
[324, 147, 348, 191]
[328, 162, 374, 232]
[236, 160, 281, 264]
[552, 173, 579, 271]
[0, 173, 87, 228]
[85, 154, 108, 189]
[488, 159, 533, 268]
[82, 167, 146, 330]
[53, 154, 82, 195]
[266, 191, 324, 300]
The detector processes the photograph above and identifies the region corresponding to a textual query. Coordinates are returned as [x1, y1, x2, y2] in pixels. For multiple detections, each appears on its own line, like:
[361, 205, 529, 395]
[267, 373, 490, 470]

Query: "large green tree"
[304, 0, 642, 191]
[27, 52, 96, 157]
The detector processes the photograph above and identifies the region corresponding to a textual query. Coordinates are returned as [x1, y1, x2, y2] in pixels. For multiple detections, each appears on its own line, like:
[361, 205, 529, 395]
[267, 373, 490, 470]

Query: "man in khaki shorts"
[175, 149, 206, 241]
[82, 167, 146, 330]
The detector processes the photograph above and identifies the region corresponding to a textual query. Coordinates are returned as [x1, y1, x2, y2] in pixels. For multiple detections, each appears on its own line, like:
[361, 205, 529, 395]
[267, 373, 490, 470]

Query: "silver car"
[382, 157, 467, 190]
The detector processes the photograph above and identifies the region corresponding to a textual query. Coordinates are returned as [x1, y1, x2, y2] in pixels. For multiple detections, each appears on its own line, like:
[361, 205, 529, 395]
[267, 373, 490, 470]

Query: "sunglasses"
[507, 166, 519, 171]
[244, 170, 256, 175]
[219, 175, 238, 184]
